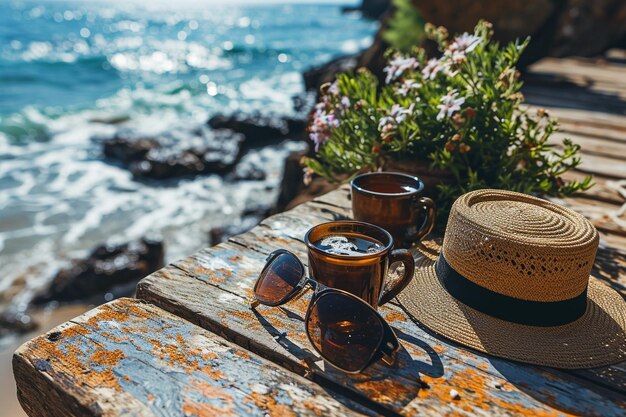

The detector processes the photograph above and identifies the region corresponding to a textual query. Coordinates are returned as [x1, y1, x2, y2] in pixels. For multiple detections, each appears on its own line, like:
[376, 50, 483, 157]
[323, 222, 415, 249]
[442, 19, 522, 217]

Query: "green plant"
[304, 21, 592, 220]
[382, 0, 425, 53]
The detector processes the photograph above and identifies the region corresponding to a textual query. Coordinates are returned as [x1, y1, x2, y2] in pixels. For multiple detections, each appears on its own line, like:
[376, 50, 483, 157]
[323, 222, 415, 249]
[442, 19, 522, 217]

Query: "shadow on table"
[252, 306, 444, 415]
[459, 296, 626, 416]
[489, 357, 625, 417]
[593, 245, 626, 298]
[318, 207, 351, 221]
[523, 71, 626, 115]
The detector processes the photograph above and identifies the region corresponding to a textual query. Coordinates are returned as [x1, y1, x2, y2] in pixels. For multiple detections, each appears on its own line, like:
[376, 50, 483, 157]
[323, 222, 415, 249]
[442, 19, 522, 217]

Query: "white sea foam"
[0, 0, 376, 318]
[0, 77, 307, 312]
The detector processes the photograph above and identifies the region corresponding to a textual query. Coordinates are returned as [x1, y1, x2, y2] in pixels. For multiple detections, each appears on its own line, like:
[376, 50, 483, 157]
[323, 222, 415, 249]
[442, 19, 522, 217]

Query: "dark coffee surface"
[313, 234, 384, 256]
[359, 181, 419, 194]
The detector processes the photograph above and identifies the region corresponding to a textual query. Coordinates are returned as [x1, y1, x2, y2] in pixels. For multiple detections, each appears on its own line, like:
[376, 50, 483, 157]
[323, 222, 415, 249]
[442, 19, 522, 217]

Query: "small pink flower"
[303, 167, 314, 185]
[382, 123, 394, 133]
[309, 105, 340, 151]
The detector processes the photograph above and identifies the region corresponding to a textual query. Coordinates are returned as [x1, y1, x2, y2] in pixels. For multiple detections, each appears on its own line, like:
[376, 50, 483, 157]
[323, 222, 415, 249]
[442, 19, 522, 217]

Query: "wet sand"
[0, 304, 91, 417]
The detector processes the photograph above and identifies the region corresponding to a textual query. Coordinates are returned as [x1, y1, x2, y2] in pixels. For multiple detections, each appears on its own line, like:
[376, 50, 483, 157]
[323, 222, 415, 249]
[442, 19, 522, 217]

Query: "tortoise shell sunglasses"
[251, 249, 400, 374]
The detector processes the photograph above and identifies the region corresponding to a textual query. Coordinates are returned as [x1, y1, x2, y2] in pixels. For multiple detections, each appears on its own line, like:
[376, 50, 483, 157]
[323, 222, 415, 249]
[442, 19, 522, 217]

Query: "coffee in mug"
[351, 172, 435, 248]
[305, 221, 414, 309]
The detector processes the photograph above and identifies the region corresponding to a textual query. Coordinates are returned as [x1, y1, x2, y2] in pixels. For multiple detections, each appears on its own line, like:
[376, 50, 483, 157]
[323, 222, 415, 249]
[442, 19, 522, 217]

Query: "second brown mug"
[304, 221, 415, 309]
[351, 172, 435, 248]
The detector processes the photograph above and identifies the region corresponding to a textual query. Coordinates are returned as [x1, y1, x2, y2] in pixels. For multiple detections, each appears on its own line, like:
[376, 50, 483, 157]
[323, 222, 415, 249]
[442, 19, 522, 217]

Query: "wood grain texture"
[13, 298, 374, 417]
[137, 196, 626, 416]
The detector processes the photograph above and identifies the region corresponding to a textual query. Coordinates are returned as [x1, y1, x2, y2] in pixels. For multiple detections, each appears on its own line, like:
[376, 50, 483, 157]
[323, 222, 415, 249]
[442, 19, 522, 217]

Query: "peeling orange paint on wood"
[90, 349, 125, 367]
[15, 299, 369, 417]
[244, 391, 298, 417]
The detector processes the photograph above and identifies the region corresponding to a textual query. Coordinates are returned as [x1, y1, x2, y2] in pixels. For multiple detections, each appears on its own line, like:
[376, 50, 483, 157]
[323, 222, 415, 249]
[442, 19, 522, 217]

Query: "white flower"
[437, 90, 465, 121]
[447, 50, 467, 64]
[383, 56, 419, 84]
[390, 103, 414, 123]
[378, 103, 414, 130]
[340, 96, 350, 108]
[421, 58, 452, 80]
[448, 33, 481, 54]
[396, 79, 421, 96]
[378, 116, 395, 130]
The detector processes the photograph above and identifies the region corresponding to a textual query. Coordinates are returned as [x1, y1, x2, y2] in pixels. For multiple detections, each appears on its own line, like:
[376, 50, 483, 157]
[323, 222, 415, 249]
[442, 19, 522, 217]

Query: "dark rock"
[103, 137, 160, 164]
[312, 1, 625, 94]
[32, 237, 164, 305]
[403, 0, 626, 65]
[207, 113, 307, 147]
[274, 151, 306, 212]
[303, 22, 389, 92]
[130, 150, 205, 179]
[272, 151, 338, 213]
[103, 128, 244, 179]
[303, 55, 359, 92]
[0, 312, 37, 337]
[292, 94, 315, 113]
[343, 0, 390, 19]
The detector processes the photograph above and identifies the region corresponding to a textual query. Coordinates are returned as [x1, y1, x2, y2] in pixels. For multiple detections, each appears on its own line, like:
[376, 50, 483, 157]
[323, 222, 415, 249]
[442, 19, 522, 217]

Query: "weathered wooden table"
[13, 54, 626, 416]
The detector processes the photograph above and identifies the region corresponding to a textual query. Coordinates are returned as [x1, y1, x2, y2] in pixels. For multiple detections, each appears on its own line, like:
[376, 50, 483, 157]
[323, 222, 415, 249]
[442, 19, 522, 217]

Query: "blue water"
[0, 0, 376, 310]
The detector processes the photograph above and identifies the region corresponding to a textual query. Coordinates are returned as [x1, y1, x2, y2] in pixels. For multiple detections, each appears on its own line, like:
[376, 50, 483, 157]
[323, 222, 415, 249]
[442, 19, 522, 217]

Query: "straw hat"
[398, 189, 626, 369]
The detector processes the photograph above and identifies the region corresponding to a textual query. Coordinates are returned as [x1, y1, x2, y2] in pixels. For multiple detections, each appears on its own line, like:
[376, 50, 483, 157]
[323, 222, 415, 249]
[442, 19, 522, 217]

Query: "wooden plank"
[228, 196, 626, 370]
[526, 106, 626, 136]
[13, 298, 373, 417]
[524, 85, 626, 115]
[570, 153, 626, 179]
[523, 56, 626, 116]
[528, 58, 626, 89]
[137, 198, 626, 416]
[551, 132, 626, 161]
[138, 251, 626, 417]
[552, 196, 626, 237]
[562, 171, 624, 206]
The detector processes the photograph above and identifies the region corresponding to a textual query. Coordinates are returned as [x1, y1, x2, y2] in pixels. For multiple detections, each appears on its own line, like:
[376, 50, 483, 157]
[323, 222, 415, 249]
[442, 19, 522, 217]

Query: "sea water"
[0, 0, 376, 315]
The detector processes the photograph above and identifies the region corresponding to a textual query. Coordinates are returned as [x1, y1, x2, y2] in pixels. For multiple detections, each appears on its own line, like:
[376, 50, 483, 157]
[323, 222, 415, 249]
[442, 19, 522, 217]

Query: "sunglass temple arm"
[379, 339, 398, 366]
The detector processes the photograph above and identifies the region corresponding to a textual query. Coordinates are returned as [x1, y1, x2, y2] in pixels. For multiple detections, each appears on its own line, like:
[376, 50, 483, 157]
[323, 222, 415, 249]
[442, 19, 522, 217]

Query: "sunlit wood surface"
[14, 51, 626, 416]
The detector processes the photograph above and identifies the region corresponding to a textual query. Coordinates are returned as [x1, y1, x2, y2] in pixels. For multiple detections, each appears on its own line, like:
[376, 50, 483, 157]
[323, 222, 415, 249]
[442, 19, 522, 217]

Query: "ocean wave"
[0, 0, 376, 319]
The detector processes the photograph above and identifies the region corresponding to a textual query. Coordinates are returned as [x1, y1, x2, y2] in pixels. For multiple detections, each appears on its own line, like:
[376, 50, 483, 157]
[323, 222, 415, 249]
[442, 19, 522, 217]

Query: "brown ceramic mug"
[304, 221, 415, 309]
[351, 172, 435, 248]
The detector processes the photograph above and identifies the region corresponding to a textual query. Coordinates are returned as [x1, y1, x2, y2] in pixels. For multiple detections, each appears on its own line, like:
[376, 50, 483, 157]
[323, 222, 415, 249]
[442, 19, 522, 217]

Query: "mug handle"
[410, 197, 436, 243]
[379, 249, 415, 305]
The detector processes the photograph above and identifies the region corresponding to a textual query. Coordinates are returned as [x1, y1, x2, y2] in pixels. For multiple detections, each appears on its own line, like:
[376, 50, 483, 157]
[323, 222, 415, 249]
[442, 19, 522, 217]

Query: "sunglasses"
[251, 249, 400, 374]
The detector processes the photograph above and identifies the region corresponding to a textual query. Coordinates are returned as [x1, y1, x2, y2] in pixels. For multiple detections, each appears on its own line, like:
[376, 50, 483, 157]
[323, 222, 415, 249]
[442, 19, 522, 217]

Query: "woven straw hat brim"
[397, 242, 626, 369]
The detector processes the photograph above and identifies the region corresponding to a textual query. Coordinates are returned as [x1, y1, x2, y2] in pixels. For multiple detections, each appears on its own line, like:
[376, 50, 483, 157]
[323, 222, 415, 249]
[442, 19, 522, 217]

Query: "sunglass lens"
[306, 292, 384, 372]
[254, 252, 304, 305]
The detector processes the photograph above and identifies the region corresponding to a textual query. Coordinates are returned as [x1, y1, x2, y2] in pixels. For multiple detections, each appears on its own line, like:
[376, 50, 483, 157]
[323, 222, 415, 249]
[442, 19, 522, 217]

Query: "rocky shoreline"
[0, 1, 391, 340]
[0, 105, 320, 339]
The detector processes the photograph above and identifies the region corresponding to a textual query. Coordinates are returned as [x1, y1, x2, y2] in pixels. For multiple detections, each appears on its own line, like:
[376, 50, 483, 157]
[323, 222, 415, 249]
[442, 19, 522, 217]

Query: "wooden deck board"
[136, 198, 626, 416]
[13, 298, 373, 417]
